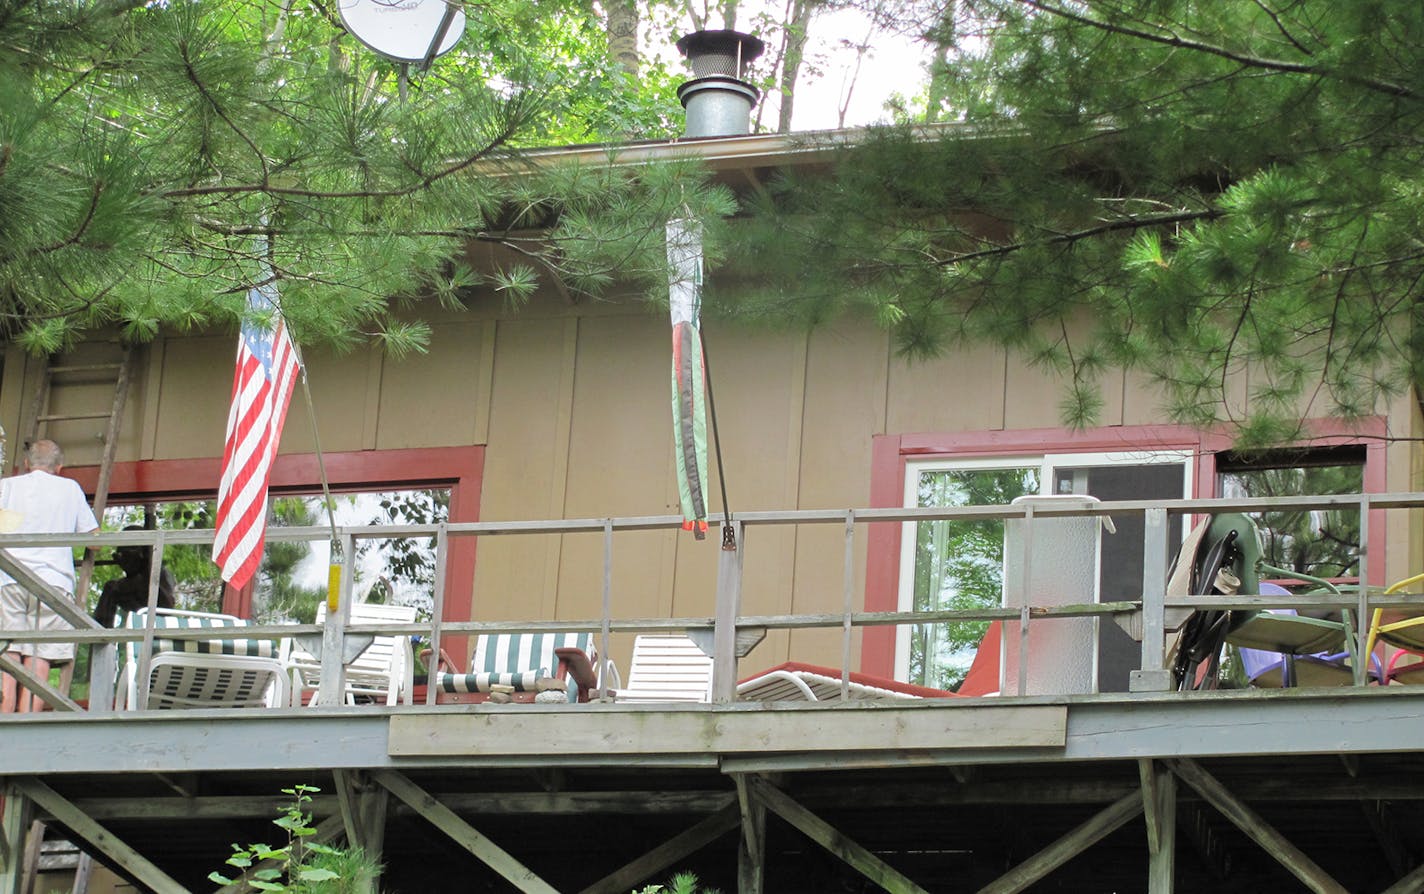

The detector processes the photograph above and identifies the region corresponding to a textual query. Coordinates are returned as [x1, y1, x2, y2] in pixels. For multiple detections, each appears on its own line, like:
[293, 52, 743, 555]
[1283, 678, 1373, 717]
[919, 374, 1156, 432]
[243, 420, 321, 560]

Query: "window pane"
[909, 467, 1038, 690]
[1218, 458, 1363, 580]
[286, 489, 449, 620]
[92, 501, 223, 616]
[94, 488, 450, 625]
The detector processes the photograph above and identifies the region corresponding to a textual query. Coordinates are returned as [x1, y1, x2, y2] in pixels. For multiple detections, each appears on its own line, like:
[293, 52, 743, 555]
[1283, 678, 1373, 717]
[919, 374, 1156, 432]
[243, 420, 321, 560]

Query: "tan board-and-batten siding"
[3, 264, 1421, 675]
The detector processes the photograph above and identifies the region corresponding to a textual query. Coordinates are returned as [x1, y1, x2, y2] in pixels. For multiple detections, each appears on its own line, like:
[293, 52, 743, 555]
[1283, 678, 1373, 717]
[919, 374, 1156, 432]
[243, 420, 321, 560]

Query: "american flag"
[212, 275, 301, 591]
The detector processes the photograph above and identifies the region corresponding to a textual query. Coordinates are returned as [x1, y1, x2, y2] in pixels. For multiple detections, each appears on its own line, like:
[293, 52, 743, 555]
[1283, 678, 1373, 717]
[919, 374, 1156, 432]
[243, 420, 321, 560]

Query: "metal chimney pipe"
[675, 30, 765, 138]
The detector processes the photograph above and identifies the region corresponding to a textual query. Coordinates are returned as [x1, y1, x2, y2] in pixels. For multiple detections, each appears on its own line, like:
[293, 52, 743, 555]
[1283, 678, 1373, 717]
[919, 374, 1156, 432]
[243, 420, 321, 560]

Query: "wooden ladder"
[17, 345, 135, 894]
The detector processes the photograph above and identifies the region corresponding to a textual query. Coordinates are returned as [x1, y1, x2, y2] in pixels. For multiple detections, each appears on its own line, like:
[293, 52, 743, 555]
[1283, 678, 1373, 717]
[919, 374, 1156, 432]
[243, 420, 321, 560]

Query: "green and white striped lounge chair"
[116, 608, 291, 710]
[433, 631, 602, 704]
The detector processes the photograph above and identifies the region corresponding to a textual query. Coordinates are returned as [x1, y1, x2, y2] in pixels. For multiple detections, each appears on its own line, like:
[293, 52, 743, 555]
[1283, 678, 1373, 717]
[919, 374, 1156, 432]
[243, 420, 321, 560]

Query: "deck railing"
[0, 490, 1420, 713]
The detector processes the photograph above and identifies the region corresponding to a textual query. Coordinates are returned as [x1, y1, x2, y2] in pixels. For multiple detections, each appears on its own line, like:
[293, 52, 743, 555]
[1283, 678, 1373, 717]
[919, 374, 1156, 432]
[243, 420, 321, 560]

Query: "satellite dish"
[338, 0, 466, 65]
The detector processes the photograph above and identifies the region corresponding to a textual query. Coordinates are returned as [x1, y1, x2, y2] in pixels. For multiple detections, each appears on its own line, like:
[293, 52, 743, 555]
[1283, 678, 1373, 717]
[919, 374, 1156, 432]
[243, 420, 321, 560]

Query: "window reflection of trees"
[911, 468, 1038, 690]
[94, 487, 450, 625]
[1219, 455, 1363, 581]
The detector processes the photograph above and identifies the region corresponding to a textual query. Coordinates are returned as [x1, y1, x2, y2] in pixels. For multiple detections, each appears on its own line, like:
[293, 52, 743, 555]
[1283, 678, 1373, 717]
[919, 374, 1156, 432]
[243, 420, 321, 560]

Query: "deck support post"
[335, 770, 387, 891]
[976, 791, 1144, 894]
[733, 774, 766, 894]
[368, 770, 559, 894]
[0, 780, 30, 894]
[1166, 758, 1348, 894]
[575, 805, 740, 894]
[10, 778, 187, 894]
[746, 775, 929, 894]
[1140, 760, 1175, 893]
[711, 521, 744, 703]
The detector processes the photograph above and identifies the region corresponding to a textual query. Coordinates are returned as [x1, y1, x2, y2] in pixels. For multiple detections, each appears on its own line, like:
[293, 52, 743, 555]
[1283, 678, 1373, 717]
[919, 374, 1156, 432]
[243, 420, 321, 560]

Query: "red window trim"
[65, 446, 482, 629]
[863, 419, 1388, 679]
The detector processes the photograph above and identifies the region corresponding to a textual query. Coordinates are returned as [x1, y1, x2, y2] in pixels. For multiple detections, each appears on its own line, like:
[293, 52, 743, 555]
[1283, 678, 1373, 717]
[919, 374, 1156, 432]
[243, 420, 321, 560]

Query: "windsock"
[667, 218, 709, 539]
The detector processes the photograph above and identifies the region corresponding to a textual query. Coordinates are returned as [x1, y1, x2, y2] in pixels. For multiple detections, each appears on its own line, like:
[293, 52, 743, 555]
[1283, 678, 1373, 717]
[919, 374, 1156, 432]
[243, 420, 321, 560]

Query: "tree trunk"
[776, 0, 815, 133]
[606, 0, 639, 76]
[924, 2, 957, 123]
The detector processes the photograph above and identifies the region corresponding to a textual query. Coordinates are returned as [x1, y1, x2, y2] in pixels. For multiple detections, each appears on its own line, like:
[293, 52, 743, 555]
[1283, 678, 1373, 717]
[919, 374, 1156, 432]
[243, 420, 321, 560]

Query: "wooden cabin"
[2, 128, 1424, 894]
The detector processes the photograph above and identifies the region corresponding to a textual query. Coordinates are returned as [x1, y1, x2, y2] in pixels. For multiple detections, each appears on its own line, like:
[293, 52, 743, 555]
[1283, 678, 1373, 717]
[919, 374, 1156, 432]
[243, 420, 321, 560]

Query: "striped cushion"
[438, 668, 548, 694]
[124, 610, 278, 659]
[434, 632, 595, 702]
[471, 632, 593, 674]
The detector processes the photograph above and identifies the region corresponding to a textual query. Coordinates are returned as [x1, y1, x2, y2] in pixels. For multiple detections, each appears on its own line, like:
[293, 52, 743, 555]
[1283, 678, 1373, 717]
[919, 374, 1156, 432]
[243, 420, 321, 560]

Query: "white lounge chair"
[289, 601, 417, 706]
[615, 634, 714, 704]
[736, 662, 937, 702]
[117, 608, 291, 710]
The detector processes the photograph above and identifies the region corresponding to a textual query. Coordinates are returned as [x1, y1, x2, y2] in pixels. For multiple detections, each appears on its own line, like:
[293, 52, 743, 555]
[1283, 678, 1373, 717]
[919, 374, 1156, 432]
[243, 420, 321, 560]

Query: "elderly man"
[0, 440, 99, 712]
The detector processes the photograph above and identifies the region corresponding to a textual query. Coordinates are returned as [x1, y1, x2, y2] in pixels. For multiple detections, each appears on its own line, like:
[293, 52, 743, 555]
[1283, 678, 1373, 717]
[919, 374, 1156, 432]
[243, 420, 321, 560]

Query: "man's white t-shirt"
[0, 470, 99, 592]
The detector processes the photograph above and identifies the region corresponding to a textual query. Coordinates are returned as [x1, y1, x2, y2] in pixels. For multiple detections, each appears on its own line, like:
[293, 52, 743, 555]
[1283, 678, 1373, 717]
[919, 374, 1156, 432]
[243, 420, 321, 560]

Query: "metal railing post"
[711, 520, 744, 703]
[840, 510, 854, 700]
[317, 533, 354, 706]
[1355, 496, 1370, 687]
[1131, 508, 1172, 692]
[423, 523, 448, 706]
[600, 519, 613, 700]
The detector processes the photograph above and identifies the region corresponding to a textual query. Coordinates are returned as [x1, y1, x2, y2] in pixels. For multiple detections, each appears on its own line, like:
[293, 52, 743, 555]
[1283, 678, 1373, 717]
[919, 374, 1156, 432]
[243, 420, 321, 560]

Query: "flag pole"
[289, 343, 342, 613]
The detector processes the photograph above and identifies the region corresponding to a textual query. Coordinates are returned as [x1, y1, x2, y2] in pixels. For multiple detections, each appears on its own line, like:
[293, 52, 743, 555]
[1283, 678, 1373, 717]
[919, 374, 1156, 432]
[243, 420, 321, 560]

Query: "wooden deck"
[4, 493, 1424, 892]
[6, 687, 1424, 893]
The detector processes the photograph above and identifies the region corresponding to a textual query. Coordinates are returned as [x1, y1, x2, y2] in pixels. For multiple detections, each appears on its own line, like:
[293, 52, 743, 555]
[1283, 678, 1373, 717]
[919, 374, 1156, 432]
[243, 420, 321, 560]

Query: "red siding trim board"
[65, 446, 483, 628]
[862, 418, 1389, 679]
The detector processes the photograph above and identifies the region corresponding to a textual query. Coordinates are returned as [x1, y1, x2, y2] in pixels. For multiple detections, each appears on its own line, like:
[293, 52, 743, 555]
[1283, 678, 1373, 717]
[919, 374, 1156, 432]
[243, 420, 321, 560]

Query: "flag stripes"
[212, 281, 300, 591]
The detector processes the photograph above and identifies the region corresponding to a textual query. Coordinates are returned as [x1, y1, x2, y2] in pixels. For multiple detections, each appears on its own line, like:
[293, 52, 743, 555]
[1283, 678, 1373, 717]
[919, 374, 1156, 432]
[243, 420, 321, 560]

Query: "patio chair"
[116, 608, 291, 710]
[736, 662, 953, 702]
[430, 631, 611, 704]
[1362, 572, 1424, 684]
[1170, 514, 1354, 690]
[1236, 585, 1377, 687]
[289, 601, 418, 706]
[614, 634, 714, 704]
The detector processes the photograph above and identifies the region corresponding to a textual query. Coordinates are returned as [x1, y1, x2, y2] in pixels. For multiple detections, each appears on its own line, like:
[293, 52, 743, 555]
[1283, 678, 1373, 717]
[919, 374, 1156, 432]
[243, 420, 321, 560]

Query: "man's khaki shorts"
[0, 582, 76, 662]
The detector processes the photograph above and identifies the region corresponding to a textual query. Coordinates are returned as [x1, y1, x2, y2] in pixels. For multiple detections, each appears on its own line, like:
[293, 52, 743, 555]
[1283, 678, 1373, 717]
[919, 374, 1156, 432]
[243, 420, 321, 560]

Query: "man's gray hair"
[25, 439, 64, 471]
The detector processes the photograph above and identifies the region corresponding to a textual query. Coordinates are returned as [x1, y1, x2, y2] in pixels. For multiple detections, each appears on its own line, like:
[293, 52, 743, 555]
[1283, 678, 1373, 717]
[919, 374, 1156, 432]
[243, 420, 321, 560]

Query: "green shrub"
[634, 871, 719, 894]
[210, 785, 379, 893]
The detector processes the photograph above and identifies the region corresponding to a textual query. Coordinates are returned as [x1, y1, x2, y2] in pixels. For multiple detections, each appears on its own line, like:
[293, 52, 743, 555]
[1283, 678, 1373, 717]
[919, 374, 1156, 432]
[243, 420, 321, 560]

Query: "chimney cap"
[676, 29, 765, 77]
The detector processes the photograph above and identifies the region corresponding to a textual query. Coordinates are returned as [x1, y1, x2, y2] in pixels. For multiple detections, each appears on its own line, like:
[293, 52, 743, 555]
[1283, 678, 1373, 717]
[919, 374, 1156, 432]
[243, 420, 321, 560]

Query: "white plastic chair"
[289, 601, 417, 706]
[615, 634, 714, 704]
[117, 608, 291, 710]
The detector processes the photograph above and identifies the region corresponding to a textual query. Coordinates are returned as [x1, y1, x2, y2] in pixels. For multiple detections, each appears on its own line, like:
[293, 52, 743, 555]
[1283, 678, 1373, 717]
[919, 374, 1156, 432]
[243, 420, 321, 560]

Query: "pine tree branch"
[1014, 0, 1418, 101]
[33, 181, 103, 255]
[1249, 0, 1313, 56]
[162, 127, 519, 201]
[935, 207, 1222, 266]
[178, 45, 269, 181]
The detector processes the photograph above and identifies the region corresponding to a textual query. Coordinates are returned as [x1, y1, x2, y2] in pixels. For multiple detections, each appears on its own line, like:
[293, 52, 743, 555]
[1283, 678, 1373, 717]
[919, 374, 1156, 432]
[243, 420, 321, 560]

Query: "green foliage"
[725, 0, 1424, 440]
[358, 489, 448, 607]
[211, 786, 379, 894]
[633, 871, 719, 894]
[0, 0, 721, 352]
[259, 498, 326, 624]
[93, 502, 224, 614]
